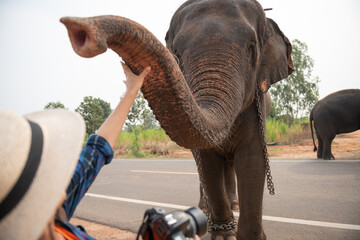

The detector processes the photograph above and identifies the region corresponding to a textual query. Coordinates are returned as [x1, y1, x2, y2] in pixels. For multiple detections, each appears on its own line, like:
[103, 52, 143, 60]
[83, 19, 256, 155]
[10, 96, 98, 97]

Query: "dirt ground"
[163, 129, 360, 160]
[70, 218, 138, 239]
[72, 130, 360, 239]
[268, 129, 360, 159]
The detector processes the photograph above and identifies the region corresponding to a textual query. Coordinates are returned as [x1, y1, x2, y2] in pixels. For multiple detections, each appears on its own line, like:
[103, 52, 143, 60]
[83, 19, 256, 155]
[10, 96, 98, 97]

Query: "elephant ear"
[165, 30, 172, 51]
[258, 18, 294, 93]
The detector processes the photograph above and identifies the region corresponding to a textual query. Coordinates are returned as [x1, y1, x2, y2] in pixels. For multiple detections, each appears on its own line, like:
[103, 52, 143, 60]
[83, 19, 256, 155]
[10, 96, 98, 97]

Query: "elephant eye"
[173, 49, 183, 68]
[248, 42, 256, 54]
[172, 53, 181, 65]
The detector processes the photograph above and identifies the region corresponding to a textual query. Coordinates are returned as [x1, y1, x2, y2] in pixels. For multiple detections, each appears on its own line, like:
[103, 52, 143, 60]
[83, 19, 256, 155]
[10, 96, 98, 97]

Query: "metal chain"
[208, 219, 237, 232]
[255, 87, 275, 195]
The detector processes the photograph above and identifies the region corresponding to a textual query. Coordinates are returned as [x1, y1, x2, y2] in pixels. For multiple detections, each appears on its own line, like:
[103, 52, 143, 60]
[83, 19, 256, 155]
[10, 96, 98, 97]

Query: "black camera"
[137, 207, 207, 240]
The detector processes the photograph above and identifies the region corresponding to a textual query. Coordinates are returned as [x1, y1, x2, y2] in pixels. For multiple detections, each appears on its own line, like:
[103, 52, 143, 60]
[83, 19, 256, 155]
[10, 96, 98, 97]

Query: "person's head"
[0, 109, 85, 240]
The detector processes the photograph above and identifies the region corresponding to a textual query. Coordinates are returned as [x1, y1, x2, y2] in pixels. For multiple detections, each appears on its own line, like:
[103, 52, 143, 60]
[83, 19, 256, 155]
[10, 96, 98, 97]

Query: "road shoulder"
[71, 218, 137, 239]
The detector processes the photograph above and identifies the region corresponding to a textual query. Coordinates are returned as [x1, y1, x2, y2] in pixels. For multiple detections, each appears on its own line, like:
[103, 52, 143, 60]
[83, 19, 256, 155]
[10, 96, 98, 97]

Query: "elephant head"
[165, 0, 293, 97]
[60, 0, 292, 151]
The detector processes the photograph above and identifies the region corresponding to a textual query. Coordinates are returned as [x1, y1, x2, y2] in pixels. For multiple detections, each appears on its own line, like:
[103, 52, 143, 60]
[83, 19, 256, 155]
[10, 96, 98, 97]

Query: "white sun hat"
[0, 109, 85, 240]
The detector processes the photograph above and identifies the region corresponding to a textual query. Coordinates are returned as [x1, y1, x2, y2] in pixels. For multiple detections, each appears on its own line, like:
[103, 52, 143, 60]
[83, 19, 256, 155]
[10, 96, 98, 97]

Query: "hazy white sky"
[0, 0, 359, 114]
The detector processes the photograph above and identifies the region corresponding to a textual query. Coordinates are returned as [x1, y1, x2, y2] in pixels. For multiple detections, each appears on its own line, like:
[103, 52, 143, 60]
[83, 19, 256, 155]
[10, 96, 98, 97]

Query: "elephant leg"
[315, 129, 323, 159]
[224, 157, 239, 210]
[198, 183, 207, 212]
[234, 144, 266, 240]
[322, 135, 335, 160]
[192, 149, 236, 240]
[197, 154, 238, 212]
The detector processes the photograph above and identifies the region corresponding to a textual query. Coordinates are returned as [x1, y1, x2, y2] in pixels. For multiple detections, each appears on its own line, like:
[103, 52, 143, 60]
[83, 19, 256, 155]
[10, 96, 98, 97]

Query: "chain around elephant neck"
[255, 87, 275, 195]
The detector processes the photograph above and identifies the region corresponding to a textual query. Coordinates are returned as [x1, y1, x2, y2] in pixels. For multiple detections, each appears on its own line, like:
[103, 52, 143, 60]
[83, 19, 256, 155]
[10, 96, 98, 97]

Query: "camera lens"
[138, 207, 208, 240]
[185, 207, 207, 237]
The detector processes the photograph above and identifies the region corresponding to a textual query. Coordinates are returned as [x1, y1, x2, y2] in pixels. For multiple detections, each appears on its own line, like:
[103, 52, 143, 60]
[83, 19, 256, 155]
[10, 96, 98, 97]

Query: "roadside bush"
[114, 119, 311, 158]
[266, 118, 288, 143]
[266, 118, 310, 144]
[114, 128, 178, 158]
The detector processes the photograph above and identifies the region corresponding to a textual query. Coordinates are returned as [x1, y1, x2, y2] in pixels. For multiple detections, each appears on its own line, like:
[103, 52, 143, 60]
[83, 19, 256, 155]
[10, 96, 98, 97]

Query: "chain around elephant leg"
[208, 214, 237, 240]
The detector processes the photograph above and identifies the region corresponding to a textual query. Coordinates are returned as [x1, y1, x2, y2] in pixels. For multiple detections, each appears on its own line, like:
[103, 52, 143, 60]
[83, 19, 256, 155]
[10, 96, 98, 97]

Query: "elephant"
[310, 89, 360, 160]
[60, 0, 293, 239]
[198, 92, 271, 212]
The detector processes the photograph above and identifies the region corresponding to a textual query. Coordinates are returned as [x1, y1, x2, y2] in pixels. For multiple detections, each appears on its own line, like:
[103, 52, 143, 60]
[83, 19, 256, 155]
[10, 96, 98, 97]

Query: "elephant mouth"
[61, 15, 241, 149]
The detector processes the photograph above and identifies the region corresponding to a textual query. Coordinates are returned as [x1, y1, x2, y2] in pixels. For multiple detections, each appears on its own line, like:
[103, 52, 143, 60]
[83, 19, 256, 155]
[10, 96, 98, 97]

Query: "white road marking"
[86, 193, 189, 210]
[260, 215, 360, 231]
[270, 159, 360, 163]
[115, 158, 360, 163]
[86, 193, 360, 231]
[131, 170, 198, 175]
[114, 159, 195, 162]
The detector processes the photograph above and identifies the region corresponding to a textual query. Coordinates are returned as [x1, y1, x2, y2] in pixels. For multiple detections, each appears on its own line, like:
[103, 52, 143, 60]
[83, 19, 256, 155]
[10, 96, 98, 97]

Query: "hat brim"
[0, 109, 85, 240]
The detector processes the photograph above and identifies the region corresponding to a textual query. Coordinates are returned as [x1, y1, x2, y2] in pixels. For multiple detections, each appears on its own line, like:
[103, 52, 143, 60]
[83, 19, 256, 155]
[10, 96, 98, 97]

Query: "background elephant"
[61, 0, 293, 239]
[198, 92, 271, 212]
[310, 89, 360, 160]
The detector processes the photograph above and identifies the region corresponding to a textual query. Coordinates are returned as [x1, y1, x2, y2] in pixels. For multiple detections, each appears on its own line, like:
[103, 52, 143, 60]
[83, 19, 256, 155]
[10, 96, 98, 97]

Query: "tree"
[124, 92, 159, 157]
[142, 109, 159, 130]
[125, 92, 159, 132]
[76, 96, 111, 135]
[270, 39, 320, 125]
[44, 101, 66, 109]
[97, 98, 112, 119]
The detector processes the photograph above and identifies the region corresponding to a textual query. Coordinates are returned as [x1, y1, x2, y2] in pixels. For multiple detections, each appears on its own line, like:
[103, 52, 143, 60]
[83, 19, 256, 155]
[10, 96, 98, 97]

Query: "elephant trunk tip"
[60, 17, 107, 58]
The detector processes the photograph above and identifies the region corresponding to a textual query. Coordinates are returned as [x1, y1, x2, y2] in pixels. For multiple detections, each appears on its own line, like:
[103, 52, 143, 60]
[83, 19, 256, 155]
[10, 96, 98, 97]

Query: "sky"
[0, 0, 359, 115]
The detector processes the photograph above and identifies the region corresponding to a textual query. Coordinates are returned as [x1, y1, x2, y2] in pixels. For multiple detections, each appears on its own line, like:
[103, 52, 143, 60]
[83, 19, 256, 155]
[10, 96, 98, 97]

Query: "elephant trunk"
[60, 15, 239, 149]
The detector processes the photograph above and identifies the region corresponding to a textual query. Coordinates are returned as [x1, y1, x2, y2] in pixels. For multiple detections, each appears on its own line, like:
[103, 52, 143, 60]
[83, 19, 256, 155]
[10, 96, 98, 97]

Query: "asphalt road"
[73, 158, 360, 240]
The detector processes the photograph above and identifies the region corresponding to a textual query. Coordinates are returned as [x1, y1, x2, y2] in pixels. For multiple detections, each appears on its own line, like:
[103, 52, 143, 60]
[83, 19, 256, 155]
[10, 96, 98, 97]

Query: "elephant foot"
[199, 199, 238, 212]
[324, 155, 335, 160]
[198, 198, 208, 213]
[237, 230, 267, 240]
[226, 194, 239, 210]
[211, 229, 237, 240]
[230, 199, 239, 210]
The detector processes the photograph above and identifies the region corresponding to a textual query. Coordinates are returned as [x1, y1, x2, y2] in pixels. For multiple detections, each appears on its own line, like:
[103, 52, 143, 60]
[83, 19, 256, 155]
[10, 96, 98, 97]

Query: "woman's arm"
[96, 63, 151, 148]
[63, 63, 151, 219]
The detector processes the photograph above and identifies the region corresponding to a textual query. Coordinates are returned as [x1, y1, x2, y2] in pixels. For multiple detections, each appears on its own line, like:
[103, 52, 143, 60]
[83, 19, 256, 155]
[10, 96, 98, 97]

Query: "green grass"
[114, 128, 177, 158]
[116, 129, 169, 144]
[266, 118, 287, 142]
[266, 118, 310, 144]
[139, 128, 169, 142]
[114, 119, 310, 157]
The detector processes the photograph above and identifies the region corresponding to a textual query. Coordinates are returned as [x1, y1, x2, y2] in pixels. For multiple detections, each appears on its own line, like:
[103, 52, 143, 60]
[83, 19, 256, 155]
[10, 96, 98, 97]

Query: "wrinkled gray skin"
[198, 92, 271, 212]
[165, 2, 292, 238]
[198, 157, 239, 211]
[60, 0, 292, 239]
[310, 89, 360, 160]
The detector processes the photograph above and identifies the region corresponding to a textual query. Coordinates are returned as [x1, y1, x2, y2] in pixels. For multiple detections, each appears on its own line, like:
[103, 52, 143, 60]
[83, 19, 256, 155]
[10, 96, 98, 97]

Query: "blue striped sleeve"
[63, 134, 114, 219]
